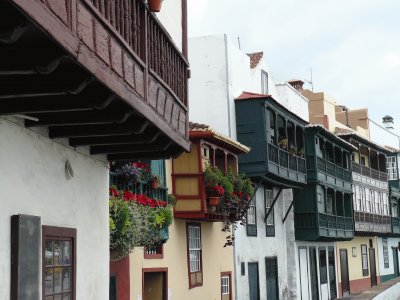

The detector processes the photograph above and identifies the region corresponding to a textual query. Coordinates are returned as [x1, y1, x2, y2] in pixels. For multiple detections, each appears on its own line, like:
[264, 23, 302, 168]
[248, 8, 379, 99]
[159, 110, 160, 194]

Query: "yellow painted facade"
[336, 236, 381, 293]
[129, 160, 236, 300]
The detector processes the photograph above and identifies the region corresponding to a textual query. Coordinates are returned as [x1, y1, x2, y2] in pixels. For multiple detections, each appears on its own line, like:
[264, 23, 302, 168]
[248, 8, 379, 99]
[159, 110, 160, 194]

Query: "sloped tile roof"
[235, 91, 272, 100]
[189, 122, 250, 154]
[247, 52, 263, 69]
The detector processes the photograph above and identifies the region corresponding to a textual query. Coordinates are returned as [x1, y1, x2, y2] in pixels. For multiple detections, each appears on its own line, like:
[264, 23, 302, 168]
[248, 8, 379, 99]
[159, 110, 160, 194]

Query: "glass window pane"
[45, 241, 53, 266]
[63, 268, 70, 291]
[54, 295, 62, 300]
[45, 297, 53, 300]
[54, 241, 62, 266]
[45, 268, 53, 295]
[54, 267, 62, 293]
[63, 294, 70, 300]
[63, 241, 71, 265]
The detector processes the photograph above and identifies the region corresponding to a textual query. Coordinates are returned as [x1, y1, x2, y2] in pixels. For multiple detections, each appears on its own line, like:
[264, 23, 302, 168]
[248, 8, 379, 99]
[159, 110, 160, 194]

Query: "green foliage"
[204, 166, 223, 188]
[167, 193, 177, 206]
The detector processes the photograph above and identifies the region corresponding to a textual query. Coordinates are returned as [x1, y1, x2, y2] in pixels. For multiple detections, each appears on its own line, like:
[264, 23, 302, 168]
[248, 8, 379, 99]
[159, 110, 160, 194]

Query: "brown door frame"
[142, 268, 168, 300]
[221, 271, 233, 300]
[369, 248, 377, 287]
[339, 249, 350, 296]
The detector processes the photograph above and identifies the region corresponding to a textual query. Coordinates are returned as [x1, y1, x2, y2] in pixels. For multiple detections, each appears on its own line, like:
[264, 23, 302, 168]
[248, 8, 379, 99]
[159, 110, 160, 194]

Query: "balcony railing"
[295, 212, 353, 240]
[392, 217, 400, 235]
[268, 143, 306, 175]
[354, 211, 391, 233]
[88, 0, 188, 105]
[316, 157, 351, 182]
[352, 163, 388, 182]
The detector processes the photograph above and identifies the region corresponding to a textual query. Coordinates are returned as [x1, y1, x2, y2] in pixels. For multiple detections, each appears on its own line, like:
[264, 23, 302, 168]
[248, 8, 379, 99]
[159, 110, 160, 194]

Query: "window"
[361, 244, 369, 276]
[265, 190, 275, 237]
[43, 226, 76, 300]
[359, 188, 366, 212]
[392, 201, 398, 218]
[247, 192, 257, 236]
[383, 239, 389, 268]
[326, 194, 333, 215]
[319, 248, 327, 285]
[187, 224, 202, 288]
[221, 273, 232, 300]
[261, 71, 269, 94]
[366, 190, 372, 213]
[360, 156, 366, 166]
[144, 245, 163, 259]
[387, 156, 398, 180]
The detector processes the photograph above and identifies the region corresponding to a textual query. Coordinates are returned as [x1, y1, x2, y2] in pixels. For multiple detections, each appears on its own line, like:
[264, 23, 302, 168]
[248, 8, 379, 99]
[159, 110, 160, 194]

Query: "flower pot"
[148, 0, 163, 12]
[151, 181, 159, 189]
[208, 196, 220, 206]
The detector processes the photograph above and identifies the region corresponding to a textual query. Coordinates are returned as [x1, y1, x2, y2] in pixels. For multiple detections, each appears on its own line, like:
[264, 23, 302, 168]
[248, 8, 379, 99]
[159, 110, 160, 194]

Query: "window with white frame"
[360, 187, 366, 212]
[247, 192, 257, 236]
[221, 275, 230, 295]
[261, 71, 269, 94]
[265, 189, 275, 237]
[387, 156, 398, 180]
[375, 191, 380, 214]
[187, 224, 202, 288]
[383, 238, 389, 268]
[366, 190, 371, 213]
[361, 245, 369, 276]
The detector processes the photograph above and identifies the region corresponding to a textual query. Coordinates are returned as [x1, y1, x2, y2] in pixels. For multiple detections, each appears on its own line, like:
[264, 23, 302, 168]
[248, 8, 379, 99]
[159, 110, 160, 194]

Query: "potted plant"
[278, 138, 288, 150]
[148, 0, 163, 12]
[289, 144, 297, 157]
[150, 174, 161, 189]
[209, 185, 224, 206]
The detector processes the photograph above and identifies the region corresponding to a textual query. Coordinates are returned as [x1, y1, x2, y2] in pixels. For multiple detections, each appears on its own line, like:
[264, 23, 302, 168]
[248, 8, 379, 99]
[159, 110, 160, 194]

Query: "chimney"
[287, 79, 304, 92]
[382, 115, 394, 130]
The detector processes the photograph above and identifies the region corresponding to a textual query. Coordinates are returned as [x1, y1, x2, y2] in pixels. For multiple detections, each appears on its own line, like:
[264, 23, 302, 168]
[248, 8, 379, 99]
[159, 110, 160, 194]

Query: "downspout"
[224, 34, 232, 138]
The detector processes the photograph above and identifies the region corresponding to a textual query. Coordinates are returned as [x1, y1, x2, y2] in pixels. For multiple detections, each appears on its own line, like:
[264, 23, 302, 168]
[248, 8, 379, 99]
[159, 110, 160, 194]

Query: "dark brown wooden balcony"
[0, 0, 190, 160]
[352, 163, 388, 181]
[354, 211, 391, 234]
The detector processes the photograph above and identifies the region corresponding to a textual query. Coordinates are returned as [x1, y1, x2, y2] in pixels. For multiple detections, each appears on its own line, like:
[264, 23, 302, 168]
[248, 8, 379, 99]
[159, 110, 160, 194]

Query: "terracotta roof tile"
[235, 91, 272, 100]
[247, 52, 263, 69]
[189, 122, 250, 154]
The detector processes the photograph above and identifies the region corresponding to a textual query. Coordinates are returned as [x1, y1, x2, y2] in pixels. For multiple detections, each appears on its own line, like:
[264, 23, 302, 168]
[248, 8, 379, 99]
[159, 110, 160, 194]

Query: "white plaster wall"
[275, 83, 310, 122]
[369, 119, 400, 149]
[189, 34, 280, 139]
[156, 0, 182, 51]
[188, 35, 231, 136]
[0, 119, 109, 300]
[377, 238, 400, 278]
[234, 187, 295, 299]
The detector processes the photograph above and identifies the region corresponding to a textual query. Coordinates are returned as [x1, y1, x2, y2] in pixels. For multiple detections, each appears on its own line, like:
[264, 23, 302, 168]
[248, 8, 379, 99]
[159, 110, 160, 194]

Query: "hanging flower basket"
[148, 0, 163, 12]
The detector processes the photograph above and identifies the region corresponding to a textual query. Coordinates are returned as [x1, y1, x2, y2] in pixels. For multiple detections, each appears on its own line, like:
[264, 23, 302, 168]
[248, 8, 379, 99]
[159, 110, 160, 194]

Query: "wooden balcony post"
[333, 189, 337, 215]
[224, 151, 228, 174]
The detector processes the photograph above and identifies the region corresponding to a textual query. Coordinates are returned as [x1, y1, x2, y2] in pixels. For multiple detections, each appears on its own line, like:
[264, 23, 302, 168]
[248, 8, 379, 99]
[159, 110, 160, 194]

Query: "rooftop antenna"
[303, 67, 314, 91]
[237, 36, 241, 50]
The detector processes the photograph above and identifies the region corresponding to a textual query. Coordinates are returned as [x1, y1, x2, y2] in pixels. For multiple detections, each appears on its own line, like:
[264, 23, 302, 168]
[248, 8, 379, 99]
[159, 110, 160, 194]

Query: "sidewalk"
[339, 277, 400, 300]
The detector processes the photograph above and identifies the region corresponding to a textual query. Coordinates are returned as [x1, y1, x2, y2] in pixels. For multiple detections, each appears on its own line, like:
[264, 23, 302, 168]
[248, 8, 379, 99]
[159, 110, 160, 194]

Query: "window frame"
[265, 189, 275, 237]
[247, 192, 257, 237]
[186, 223, 203, 289]
[387, 156, 398, 180]
[261, 70, 269, 95]
[383, 238, 389, 269]
[361, 244, 369, 276]
[42, 225, 76, 300]
[220, 272, 232, 300]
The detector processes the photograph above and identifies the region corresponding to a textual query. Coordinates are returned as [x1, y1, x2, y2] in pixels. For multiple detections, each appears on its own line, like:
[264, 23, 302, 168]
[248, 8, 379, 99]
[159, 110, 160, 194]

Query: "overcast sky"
[187, 0, 400, 132]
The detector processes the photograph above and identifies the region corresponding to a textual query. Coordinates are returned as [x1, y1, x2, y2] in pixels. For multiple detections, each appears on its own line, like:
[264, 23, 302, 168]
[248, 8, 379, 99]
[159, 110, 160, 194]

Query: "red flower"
[109, 187, 119, 197]
[123, 190, 135, 201]
[213, 185, 225, 196]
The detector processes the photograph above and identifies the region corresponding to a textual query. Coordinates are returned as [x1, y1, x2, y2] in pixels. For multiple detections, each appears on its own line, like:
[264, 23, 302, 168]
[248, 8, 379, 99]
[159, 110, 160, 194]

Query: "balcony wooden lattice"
[354, 211, 391, 234]
[0, 0, 190, 160]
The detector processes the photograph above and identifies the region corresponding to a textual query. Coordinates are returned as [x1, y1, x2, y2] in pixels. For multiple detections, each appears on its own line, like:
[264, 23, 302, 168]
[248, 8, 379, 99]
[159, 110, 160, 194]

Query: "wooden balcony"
[0, 0, 190, 160]
[352, 163, 388, 182]
[354, 211, 391, 234]
[295, 212, 354, 241]
[392, 217, 400, 235]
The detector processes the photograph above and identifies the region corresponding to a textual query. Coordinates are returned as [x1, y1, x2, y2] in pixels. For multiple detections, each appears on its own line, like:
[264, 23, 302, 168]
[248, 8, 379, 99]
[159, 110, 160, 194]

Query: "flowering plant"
[213, 185, 225, 197]
[109, 188, 173, 260]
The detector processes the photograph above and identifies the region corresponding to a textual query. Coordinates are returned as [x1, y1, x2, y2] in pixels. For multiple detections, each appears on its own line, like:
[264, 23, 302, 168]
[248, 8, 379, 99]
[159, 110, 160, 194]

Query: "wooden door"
[266, 257, 279, 300]
[248, 262, 260, 300]
[309, 248, 319, 300]
[369, 248, 377, 287]
[339, 249, 350, 295]
[393, 247, 399, 277]
[143, 271, 166, 300]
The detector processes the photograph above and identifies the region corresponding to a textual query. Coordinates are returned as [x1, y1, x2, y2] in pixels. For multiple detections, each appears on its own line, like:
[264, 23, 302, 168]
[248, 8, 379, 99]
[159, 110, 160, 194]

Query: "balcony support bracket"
[265, 188, 282, 222]
[282, 190, 297, 224]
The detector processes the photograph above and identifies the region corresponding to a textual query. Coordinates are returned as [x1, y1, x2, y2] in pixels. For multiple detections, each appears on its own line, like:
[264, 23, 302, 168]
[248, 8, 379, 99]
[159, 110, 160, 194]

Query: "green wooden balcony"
[295, 212, 354, 241]
[352, 163, 388, 182]
[392, 217, 400, 235]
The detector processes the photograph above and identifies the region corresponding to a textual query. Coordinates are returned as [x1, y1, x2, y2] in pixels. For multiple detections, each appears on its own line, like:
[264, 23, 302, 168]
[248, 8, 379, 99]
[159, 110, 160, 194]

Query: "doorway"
[393, 247, 399, 277]
[369, 249, 377, 287]
[339, 249, 350, 296]
[248, 262, 260, 300]
[143, 269, 167, 300]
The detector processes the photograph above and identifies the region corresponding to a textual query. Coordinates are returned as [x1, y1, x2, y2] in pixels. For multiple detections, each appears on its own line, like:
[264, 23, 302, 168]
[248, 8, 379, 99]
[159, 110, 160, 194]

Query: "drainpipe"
[224, 34, 232, 138]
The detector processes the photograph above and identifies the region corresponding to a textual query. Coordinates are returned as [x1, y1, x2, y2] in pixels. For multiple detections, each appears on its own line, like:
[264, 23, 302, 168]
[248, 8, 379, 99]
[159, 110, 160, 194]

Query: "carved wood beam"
[90, 138, 173, 155]
[48, 119, 149, 139]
